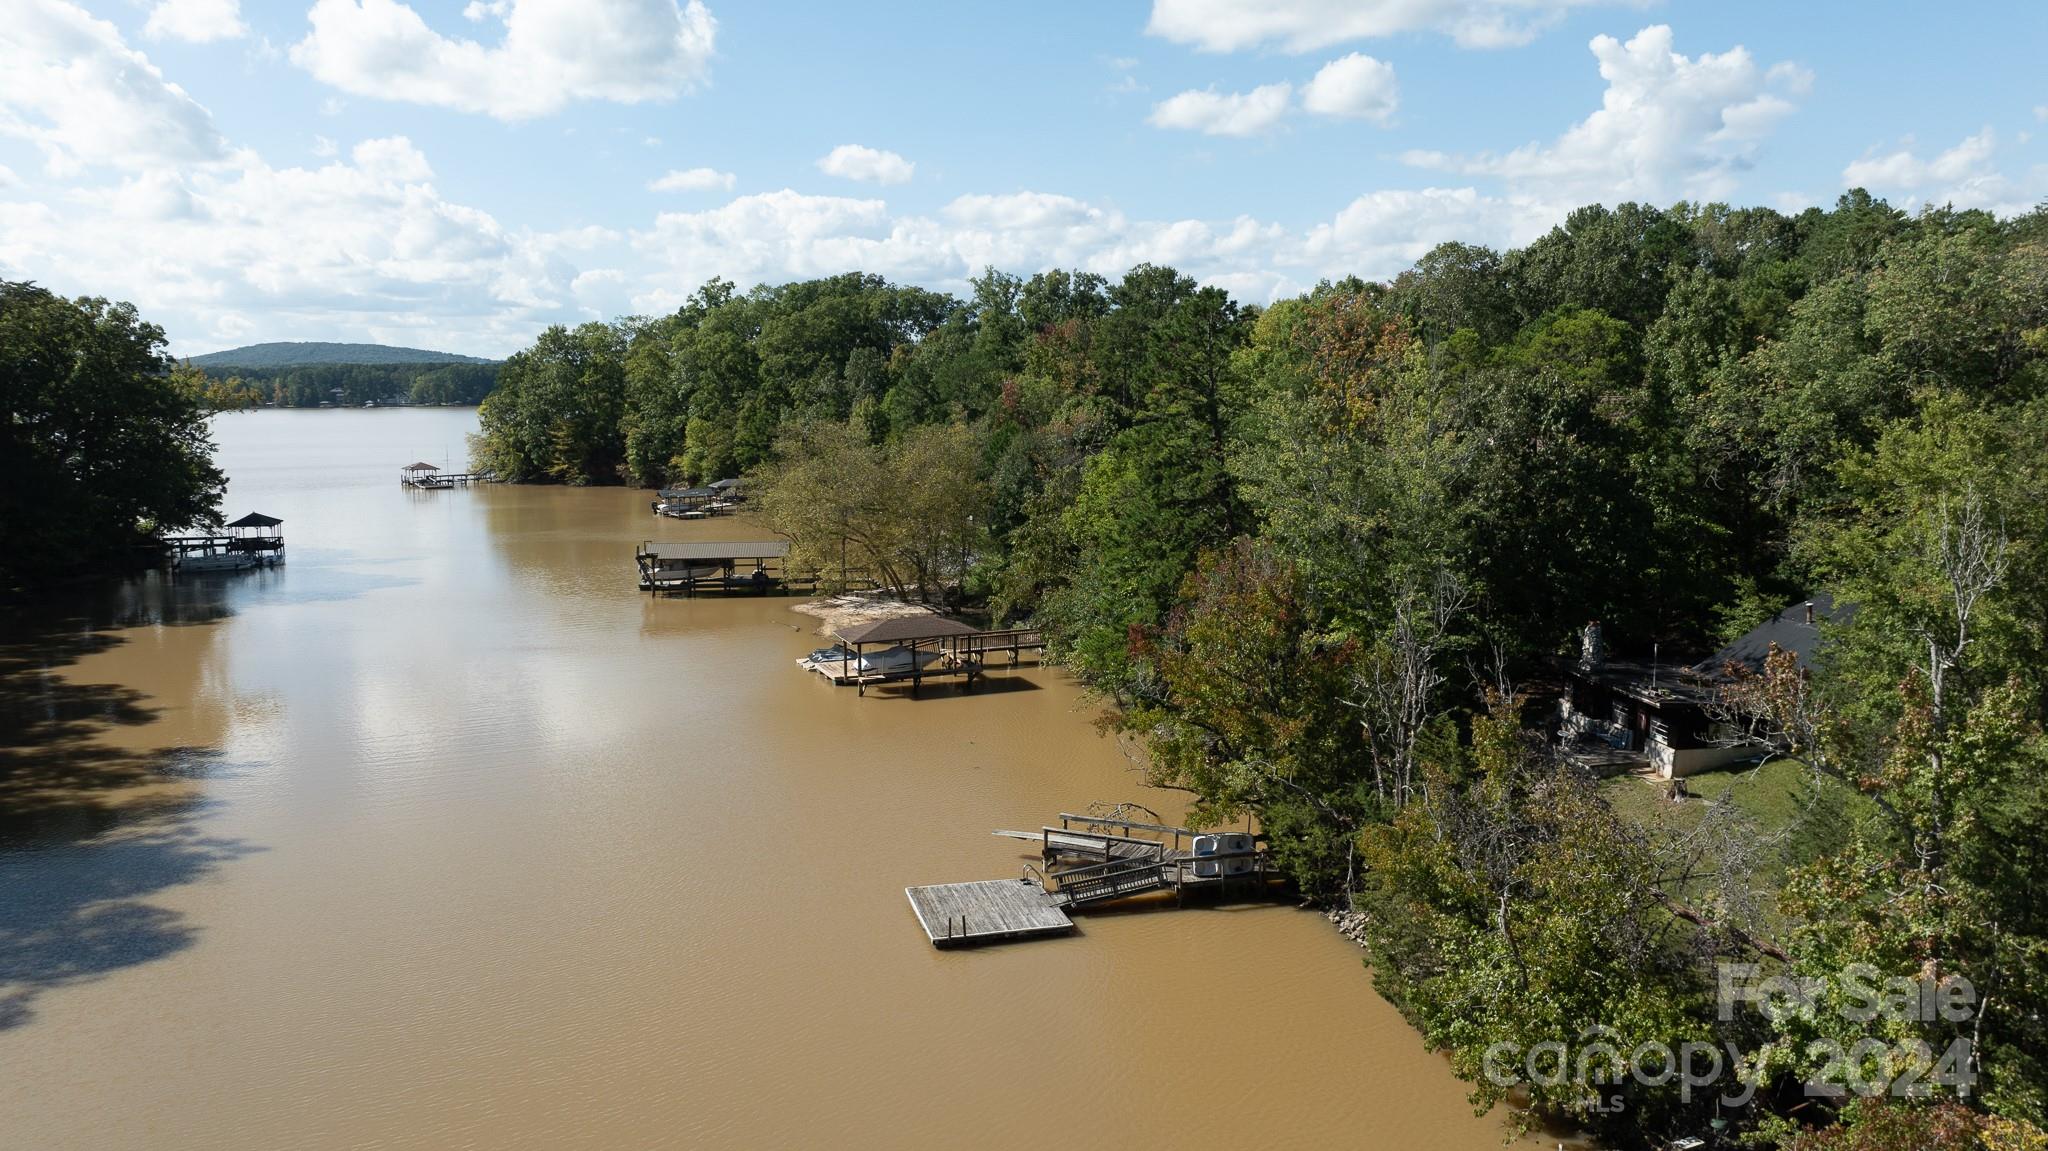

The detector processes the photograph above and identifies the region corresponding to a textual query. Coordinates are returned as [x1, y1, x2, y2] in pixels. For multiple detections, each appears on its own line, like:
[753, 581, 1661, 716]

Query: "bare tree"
[1352, 565, 1468, 809]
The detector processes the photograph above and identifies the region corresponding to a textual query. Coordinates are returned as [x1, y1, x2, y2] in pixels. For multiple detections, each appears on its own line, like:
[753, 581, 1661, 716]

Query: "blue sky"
[2, 1, 2042, 357]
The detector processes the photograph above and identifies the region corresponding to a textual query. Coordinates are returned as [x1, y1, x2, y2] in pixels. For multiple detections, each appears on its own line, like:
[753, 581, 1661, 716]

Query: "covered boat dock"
[804, 616, 1046, 695]
[636, 540, 793, 595]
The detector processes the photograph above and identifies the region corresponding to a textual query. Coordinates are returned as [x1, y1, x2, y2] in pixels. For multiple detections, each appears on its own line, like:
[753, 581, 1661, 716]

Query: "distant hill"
[186, 341, 494, 369]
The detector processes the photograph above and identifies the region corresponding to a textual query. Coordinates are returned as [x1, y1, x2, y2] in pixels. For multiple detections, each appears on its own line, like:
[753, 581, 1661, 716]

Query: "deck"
[905, 880, 1075, 947]
[908, 811, 1281, 947]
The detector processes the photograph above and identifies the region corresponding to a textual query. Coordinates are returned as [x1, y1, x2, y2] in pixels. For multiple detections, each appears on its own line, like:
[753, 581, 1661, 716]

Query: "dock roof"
[226, 511, 283, 528]
[402, 461, 439, 471]
[639, 540, 789, 561]
[836, 615, 980, 645]
[658, 486, 719, 499]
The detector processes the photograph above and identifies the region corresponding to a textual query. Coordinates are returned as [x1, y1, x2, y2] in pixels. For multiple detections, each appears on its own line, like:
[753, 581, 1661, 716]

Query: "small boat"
[853, 646, 942, 676]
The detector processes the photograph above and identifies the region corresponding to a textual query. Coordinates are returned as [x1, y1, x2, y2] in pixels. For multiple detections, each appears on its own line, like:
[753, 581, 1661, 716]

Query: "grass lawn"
[1601, 757, 1879, 885]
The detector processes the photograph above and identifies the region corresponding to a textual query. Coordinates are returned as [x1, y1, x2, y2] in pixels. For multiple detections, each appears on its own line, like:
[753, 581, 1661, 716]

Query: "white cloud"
[351, 136, 434, 183]
[1401, 26, 1807, 209]
[626, 185, 1514, 314]
[144, 0, 247, 42]
[816, 144, 914, 185]
[312, 135, 338, 157]
[1146, 0, 1617, 52]
[2035, 105, 2047, 123]
[0, 164, 18, 188]
[1302, 53, 1397, 123]
[1842, 129, 2037, 215]
[1304, 186, 1517, 272]
[1149, 83, 1292, 137]
[649, 166, 735, 192]
[0, 0, 230, 174]
[0, 8, 602, 355]
[290, 0, 717, 120]
[0, 143, 587, 355]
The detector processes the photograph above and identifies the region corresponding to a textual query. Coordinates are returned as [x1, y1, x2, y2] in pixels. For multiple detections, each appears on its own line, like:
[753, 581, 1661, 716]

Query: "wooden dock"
[909, 810, 1281, 947]
[905, 879, 1075, 947]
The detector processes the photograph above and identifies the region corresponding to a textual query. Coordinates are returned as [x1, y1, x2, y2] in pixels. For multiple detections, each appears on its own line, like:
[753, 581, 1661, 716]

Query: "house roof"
[709, 477, 741, 489]
[225, 511, 282, 528]
[1694, 593, 1850, 678]
[835, 616, 980, 645]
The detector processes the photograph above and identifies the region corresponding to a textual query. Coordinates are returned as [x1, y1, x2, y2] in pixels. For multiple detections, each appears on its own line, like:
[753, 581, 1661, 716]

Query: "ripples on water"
[0, 409, 1536, 1149]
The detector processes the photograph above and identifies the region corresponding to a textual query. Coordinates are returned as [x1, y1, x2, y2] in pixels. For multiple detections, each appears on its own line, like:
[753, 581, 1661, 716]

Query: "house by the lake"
[1559, 595, 1845, 779]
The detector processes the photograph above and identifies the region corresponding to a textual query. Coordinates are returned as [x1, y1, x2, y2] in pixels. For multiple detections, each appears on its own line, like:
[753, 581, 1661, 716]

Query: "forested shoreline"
[407, 192, 2048, 1145]
[195, 360, 500, 408]
[2, 281, 227, 593]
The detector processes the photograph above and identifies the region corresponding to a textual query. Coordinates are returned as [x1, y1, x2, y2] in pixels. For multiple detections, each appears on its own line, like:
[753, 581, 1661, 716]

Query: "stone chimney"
[1579, 620, 1605, 669]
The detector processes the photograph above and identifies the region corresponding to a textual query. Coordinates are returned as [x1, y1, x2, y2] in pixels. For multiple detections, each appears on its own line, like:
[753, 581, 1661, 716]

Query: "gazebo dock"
[164, 511, 286, 572]
[401, 461, 495, 488]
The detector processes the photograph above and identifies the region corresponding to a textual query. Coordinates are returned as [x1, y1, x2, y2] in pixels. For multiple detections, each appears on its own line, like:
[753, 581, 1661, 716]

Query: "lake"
[0, 408, 1537, 1149]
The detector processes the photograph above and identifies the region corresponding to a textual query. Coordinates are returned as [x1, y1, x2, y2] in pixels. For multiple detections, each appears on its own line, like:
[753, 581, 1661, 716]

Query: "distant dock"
[401, 461, 496, 488]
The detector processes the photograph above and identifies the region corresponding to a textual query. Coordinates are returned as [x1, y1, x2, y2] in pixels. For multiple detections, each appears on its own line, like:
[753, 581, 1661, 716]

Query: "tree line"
[200, 361, 500, 408]
[482, 190, 2048, 1148]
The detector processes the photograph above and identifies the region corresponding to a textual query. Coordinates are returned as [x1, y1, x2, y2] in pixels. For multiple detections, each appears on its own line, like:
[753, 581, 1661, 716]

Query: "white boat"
[854, 646, 943, 675]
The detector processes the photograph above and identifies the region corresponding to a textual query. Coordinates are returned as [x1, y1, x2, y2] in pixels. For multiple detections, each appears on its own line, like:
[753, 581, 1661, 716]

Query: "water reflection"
[0, 792, 258, 1031]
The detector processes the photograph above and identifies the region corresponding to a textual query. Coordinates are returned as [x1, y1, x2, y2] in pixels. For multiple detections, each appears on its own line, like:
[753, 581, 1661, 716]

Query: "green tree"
[0, 281, 226, 591]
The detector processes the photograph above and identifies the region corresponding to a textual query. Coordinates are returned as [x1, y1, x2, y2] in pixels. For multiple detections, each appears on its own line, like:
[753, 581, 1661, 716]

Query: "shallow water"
[0, 408, 1535, 1149]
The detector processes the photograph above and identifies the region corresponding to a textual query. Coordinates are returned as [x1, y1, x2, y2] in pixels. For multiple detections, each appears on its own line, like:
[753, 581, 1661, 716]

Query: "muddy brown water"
[0, 409, 1542, 1149]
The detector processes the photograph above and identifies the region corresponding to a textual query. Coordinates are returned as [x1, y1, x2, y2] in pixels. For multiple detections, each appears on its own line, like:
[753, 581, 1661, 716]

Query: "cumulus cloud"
[815, 144, 914, 185]
[1302, 53, 1398, 123]
[290, 0, 716, 120]
[1304, 186, 1517, 272]
[1842, 129, 2038, 215]
[1401, 26, 1808, 209]
[649, 167, 736, 192]
[1146, 0, 1618, 52]
[626, 184, 1522, 315]
[0, 0, 230, 174]
[0, 143, 590, 354]
[1149, 83, 1292, 137]
[144, 0, 247, 42]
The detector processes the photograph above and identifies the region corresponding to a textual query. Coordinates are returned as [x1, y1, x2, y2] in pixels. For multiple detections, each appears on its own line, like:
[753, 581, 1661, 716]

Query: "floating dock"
[905, 879, 1075, 947]
[909, 812, 1279, 947]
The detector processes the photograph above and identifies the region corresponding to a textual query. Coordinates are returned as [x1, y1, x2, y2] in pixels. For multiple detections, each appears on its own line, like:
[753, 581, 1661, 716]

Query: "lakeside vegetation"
[1, 280, 227, 594]
[194, 360, 501, 408]
[473, 190, 2048, 1148]
[185, 342, 502, 409]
